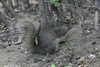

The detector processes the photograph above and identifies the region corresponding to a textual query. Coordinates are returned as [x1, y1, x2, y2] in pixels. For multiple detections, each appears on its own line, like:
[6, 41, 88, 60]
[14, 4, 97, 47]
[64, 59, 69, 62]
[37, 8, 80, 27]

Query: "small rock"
[20, 47, 26, 53]
[85, 30, 91, 34]
[8, 56, 11, 59]
[88, 54, 96, 60]
[94, 46, 100, 52]
[24, 50, 28, 54]
[8, 42, 12, 46]
[8, 56, 12, 62]
[1, 43, 8, 48]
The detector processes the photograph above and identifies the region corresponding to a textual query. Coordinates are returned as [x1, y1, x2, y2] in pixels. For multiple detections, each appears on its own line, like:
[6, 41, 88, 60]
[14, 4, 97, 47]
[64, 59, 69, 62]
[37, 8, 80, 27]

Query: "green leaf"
[50, 0, 60, 6]
[50, 0, 56, 3]
[51, 64, 56, 67]
[65, 66, 68, 67]
[65, 38, 70, 45]
[54, 2, 59, 6]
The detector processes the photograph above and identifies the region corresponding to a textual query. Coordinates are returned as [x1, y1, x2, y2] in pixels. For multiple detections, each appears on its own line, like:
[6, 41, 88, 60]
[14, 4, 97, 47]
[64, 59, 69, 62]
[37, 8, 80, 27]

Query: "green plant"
[51, 64, 56, 67]
[50, 0, 59, 6]
[69, 50, 72, 53]
[65, 38, 70, 45]
[64, 66, 68, 67]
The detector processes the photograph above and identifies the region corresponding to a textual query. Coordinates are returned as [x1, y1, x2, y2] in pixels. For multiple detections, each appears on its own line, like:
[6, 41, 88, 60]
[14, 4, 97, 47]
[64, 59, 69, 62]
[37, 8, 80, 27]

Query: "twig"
[56, 53, 70, 59]
[0, 32, 23, 38]
[94, 0, 99, 30]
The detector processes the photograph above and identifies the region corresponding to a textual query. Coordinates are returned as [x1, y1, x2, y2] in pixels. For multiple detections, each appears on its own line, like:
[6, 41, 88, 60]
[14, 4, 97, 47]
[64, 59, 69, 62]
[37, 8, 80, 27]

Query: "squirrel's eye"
[65, 18, 68, 23]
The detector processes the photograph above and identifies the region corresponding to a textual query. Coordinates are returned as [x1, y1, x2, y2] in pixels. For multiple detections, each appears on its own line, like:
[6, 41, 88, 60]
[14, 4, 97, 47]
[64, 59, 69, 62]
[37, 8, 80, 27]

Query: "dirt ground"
[0, 0, 100, 67]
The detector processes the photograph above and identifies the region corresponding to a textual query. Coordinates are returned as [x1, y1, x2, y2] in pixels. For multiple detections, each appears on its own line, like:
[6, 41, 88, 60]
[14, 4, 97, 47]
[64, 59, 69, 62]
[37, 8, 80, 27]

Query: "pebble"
[20, 47, 25, 53]
[2, 43, 8, 48]
[86, 30, 91, 34]
[88, 54, 96, 60]
[8, 56, 12, 62]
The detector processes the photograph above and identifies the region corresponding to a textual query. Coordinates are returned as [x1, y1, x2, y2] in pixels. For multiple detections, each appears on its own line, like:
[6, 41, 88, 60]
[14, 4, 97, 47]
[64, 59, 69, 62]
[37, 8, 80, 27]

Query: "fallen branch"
[0, 32, 24, 38]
